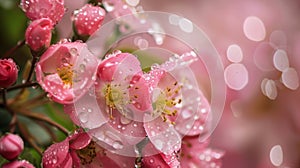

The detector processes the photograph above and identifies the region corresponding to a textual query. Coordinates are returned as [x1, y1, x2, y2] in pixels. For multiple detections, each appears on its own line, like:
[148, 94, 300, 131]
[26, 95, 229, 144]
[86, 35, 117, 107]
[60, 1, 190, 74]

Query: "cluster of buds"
[0, 133, 34, 168]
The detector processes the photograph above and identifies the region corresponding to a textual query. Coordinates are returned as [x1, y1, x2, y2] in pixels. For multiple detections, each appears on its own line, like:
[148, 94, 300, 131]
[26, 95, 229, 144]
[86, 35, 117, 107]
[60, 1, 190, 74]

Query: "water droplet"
[120, 116, 132, 125]
[154, 139, 163, 150]
[179, 18, 193, 33]
[169, 14, 180, 25]
[281, 67, 299, 90]
[270, 145, 283, 166]
[103, 1, 115, 12]
[227, 44, 243, 63]
[79, 112, 88, 123]
[79, 64, 86, 73]
[243, 16, 266, 41]
[149, 159, 154, 164]
[87, 108, 93, 113]
[52, 158, 57, 164]
[137, 38, 148, 50]
[181, 109, 192, 119]
[273, 49, 289, 72]
[112, 141, 124, 149]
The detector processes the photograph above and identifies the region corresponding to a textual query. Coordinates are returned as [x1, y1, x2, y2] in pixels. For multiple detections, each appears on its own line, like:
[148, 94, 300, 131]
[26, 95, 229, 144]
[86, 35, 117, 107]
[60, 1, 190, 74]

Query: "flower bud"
[25, 18, 53, 52]
[20, 0, 65, 24]
[0, 134, 24, 160]
[0, 59, 18, 88]
[73, 4, 106, 36]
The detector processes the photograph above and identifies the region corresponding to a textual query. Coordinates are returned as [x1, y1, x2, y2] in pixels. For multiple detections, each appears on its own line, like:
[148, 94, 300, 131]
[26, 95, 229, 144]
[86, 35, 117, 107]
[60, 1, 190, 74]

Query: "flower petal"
[144, 116, 181, 155]
[42, 139, 69, 168]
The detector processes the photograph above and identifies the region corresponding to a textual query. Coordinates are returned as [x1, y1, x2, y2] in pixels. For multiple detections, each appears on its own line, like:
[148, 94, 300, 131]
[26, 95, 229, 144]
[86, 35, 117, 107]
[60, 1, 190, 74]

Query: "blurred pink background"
[58, 0, 300, 167]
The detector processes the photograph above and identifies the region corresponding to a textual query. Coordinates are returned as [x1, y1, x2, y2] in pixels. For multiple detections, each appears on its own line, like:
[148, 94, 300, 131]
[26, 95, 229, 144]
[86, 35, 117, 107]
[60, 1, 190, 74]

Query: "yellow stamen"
[56, 64, 73, 88]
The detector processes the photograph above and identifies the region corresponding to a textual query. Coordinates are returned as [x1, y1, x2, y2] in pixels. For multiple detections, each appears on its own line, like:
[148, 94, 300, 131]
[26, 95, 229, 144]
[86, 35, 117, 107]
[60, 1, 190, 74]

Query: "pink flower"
[73, 4, 106, 36]
[0, 133, 24, 160]
[35, 41, 98, 104]
[0, 59, 18, 88]
[2, 160, 35, 168]
[42, 129, 121, 168]
[25, 18, 53, 52]
[142, 52, 205, 155]
[20, 0, 65, 24]
[96, 51, 145, 114]
[180, 136, 224, 168]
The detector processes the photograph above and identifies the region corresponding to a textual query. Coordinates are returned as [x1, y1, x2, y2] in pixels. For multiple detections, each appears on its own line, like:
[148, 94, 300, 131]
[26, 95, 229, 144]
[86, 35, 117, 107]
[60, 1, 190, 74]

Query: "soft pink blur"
[140, 0, 300, 167]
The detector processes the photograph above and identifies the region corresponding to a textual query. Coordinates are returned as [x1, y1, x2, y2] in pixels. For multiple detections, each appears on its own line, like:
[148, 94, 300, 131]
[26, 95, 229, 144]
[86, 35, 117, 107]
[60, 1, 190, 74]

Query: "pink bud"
[25, 18, 53, 52]
[20, 0, 65, 24]
[0, 59, 18, 88]
[2, 160, 35, 168]
[0, 134, 24, 160]
[73, 4, 106, 36]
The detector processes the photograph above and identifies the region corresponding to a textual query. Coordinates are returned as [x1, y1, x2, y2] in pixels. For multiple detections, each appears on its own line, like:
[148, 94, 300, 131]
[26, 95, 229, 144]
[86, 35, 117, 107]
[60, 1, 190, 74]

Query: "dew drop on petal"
[137, 38, 148, 50]
[169, 14, 180, 25]
[226, 44, 243, 63]
[224, 63, 249, 90]
[103, 1, 115, 12]
[273, 49, 289, 72]
[243, 16, 266, 42]
[179, 18, 193, 33]
[270, 145, 283, 167]
[264, 79, 277, 100]
[154, 139, 163, 150]
[79, 112, 88, 123]
[281, 67, 299, 90]
[120, 116, 132, 125]
[112, 141, 124, 149]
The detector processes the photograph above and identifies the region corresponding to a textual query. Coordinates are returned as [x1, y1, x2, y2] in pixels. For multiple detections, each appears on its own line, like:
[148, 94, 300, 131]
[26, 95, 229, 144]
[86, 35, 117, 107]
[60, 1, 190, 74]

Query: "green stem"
[7, 82, 39, 92]
[2, 40, 25, 58]
[26, 50, 39, 83]
[18, 109, 69, 135]
[17, 121, 43, 155]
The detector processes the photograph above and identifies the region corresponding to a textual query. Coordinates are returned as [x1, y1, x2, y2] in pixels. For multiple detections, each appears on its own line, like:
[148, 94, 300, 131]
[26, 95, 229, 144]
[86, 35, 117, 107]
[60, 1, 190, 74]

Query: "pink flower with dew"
[143, 51, 209, 155]
[73, 4, 106, 36]
[96, 51, 146, 116]
[43, 129, 121, 168]
[35, 41, 98, 104]
[64, 51, 147, 151]
[20, 0, 65, 24]
[0, 59, 18, 88]
[25, 18, 53, 52]
[180, 136, 224, 168]
[0, 133, 24, 160]
[2, 160, 35, 168]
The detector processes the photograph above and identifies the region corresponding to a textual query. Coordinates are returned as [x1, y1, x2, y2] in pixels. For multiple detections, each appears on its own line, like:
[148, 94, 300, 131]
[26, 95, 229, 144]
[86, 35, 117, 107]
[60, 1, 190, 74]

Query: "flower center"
[153, 82, 182, 124]
[56, 64, 73, 88]
[76, 141, 98, 165]
[103, 84, 127, 118]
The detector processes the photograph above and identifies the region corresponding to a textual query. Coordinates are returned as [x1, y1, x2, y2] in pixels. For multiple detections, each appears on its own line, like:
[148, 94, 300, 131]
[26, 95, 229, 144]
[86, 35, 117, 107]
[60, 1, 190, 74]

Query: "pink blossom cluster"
[38, 49, 224, 167]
